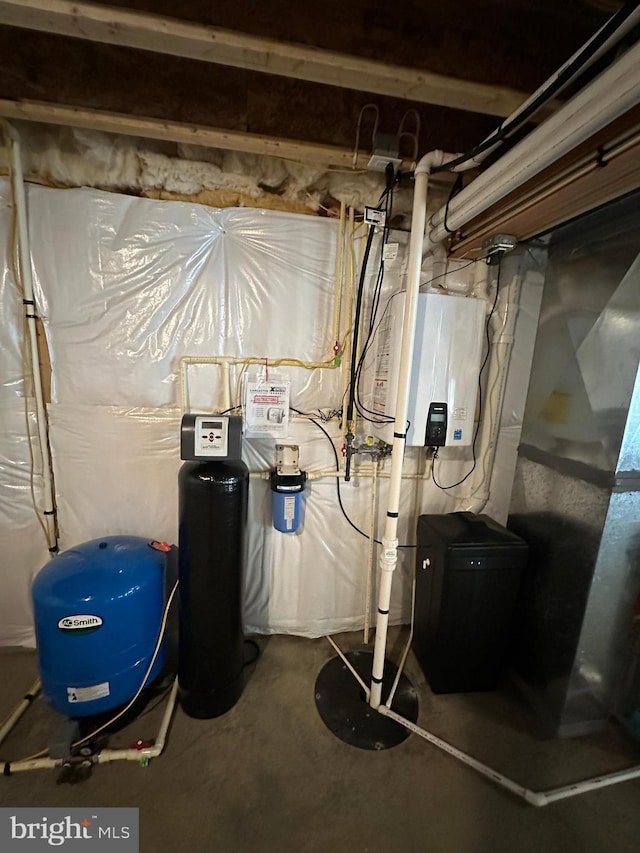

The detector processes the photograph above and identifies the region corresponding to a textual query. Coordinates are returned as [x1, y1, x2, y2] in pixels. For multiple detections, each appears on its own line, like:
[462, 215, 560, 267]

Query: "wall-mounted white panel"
[369, 292, 484, 446]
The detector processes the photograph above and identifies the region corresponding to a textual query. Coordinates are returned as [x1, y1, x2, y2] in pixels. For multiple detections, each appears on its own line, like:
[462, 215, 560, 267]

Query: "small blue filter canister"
[270, 471, 307, 533]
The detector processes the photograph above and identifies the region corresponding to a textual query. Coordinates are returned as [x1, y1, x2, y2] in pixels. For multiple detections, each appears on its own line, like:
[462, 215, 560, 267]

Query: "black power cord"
[291, 407, 416, 549]
[431, 264, 502, 490]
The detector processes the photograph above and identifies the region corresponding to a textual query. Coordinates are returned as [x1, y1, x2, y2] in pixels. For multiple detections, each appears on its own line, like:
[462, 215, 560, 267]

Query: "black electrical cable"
[345, 221, 377, 426]
[442, 174, 464, 234]
[351, 177, 406, 424]
[431, 0, 640, 175]
[431, 264, 502, 490]
[345, 172, 396, 430]
[290, 407, 416, 549]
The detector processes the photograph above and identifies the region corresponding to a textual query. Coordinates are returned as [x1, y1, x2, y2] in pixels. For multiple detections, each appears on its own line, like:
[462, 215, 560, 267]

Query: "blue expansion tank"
[32, 536, 166, 718]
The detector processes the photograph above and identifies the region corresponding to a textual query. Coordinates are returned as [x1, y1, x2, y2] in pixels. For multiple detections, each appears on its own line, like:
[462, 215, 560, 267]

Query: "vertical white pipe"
[462, 267, 521, 512]
[369, 151, 451, 708]
[341, 207, 357, 444]
[363, 456, 378, 644]
[0, 680, 40, 747]
[221, 362, 232, 411]
[2, 122, 57, 552]
[332, 201, 345, 353]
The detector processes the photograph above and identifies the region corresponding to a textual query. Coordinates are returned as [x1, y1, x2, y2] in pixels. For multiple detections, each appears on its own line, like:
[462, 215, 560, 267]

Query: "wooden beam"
[0, 98, 377, 168]
[450, 121, 640, 258]
[0, 0, 529, 118]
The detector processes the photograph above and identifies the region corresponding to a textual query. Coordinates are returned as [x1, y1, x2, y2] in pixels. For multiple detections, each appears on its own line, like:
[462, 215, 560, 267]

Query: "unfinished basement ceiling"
[0, 0, 618, 162]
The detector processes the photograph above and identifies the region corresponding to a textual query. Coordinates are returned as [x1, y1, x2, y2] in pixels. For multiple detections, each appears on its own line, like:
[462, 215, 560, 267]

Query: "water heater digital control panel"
[180, 414, 243, 461]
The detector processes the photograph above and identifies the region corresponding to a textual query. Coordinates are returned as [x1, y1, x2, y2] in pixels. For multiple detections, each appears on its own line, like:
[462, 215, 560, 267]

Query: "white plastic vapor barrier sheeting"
[29, 186, 341, 410]
[0, 183, 25, 399]
[23, 181, 413, 638]
[0, 180, 49, 645]
[48, 405, 415, 637]
[0, 401, 47, 646]
[0, 178, 537, 642]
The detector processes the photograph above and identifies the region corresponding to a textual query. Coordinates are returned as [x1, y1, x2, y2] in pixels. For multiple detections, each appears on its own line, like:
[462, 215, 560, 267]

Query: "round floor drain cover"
[315, 650, 419, 750]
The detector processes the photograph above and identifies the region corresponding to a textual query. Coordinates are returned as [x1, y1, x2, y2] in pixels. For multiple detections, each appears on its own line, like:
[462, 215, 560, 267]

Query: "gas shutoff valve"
[270, 444, 307, 534]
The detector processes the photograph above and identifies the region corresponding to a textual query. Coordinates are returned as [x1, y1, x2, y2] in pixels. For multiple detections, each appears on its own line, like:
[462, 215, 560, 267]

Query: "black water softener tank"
[178, 414, 248, 718]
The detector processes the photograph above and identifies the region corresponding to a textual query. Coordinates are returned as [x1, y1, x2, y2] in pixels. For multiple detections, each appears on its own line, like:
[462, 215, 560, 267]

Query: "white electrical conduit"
[428, 39, 640, 246]
[369, 150, 457, 710]
[1, 120, 58, 553]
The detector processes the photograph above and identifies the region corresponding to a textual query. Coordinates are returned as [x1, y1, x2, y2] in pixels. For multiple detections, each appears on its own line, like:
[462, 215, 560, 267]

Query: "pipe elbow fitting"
[524, 790, 547, 807]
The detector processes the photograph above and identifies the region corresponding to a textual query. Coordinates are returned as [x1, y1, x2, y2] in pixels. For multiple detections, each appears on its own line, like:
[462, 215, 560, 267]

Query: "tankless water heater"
[370, 292, 485, 447]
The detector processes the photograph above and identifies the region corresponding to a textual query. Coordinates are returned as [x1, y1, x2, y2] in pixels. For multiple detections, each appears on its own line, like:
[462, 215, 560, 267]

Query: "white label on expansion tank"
[67, 682, 110, 704]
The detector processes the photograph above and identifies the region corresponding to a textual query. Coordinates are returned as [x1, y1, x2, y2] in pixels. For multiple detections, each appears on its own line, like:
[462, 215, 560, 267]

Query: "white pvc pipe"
[2, 677, 178, 775]
[4, 756, 61, 773]
[2, 122, 58, 552]
[0, 679, 41, 747]
[98, 677, 178, 764]
[363, 456, 378, 644]
[220, 362, 232, 412]
[428, 39, 640, 245]
[369, 150, 454, 709]
[179, 354, 338, 412]
[541, 765, 640, 804]
[378, 704, 640, 807]
[326, 636, 371, 700]
[461, 266, 520, 512]
[332, 201, 345, 352]
[455, 125, 640, 255]
[379, 704, 539, 803]
[450, 4, 640, 173]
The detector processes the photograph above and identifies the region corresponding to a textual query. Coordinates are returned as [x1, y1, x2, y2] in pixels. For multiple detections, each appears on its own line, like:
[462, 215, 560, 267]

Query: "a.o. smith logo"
[57, 615, 103, 634]
[1, 808, 138, 850]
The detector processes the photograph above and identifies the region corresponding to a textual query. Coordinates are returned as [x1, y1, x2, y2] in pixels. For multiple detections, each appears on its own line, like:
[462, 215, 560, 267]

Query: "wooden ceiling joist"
[0, 0, 529, 118]
[0, 97, 380, 168]
[449, 118, 640, 258]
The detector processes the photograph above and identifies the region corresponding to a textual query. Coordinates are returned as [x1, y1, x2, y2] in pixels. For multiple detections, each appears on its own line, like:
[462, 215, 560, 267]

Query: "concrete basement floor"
[1, 630, 640, 853]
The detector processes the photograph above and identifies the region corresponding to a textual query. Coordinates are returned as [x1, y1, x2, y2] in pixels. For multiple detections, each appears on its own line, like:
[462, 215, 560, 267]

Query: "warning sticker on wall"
[243, 372, 290, 438]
